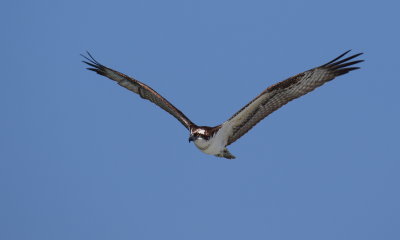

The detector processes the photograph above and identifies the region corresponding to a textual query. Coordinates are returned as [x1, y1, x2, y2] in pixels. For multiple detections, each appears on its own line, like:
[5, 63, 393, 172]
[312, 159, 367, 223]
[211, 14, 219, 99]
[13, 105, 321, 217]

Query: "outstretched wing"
[82, 52, 195, 130]
[224, 50, 364, 145]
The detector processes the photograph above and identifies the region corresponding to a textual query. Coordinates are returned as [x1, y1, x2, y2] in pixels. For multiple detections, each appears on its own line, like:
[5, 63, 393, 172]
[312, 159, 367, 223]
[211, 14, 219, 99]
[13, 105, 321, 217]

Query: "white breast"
[193, 124, 232, 156]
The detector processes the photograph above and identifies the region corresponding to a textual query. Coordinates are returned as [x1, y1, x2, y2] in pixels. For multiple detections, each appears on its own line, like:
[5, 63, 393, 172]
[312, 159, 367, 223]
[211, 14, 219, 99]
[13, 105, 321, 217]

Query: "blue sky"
[1, 0, 399, 239]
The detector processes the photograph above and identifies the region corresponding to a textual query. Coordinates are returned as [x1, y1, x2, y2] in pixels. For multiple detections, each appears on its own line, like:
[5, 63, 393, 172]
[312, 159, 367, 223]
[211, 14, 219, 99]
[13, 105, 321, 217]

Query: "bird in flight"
[82, 50, 363, 159]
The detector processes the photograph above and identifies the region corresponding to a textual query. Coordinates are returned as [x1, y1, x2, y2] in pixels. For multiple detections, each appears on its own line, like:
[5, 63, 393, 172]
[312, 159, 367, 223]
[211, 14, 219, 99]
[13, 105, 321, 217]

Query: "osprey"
[82, 50, 363, 159]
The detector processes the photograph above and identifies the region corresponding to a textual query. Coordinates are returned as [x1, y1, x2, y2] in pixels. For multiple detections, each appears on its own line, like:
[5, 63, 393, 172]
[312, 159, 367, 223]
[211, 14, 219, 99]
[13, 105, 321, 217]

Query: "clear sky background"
[1, 0, 399, 239]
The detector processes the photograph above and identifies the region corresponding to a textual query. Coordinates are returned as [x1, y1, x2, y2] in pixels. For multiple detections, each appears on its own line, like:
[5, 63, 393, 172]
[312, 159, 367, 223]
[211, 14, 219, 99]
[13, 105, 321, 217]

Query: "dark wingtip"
[331, 59, 364, 70]
[81, 52, 108, 76]
[82, 60, 98, 68]
[81, 51, 105, 69]
[323, 50, 352, 66]
[81, 51, 103, 66]
[322, 50, 364, 76]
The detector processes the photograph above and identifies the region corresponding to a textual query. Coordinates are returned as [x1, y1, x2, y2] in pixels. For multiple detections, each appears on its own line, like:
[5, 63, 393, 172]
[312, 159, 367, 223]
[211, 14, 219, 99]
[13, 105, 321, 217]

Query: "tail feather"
[216, 149, 236, 159]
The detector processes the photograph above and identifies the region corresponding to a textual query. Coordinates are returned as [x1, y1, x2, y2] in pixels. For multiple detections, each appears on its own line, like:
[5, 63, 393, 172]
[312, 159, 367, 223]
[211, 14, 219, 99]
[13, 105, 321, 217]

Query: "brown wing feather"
[225, 50, 364, 145]
[82, 52, 195, 130]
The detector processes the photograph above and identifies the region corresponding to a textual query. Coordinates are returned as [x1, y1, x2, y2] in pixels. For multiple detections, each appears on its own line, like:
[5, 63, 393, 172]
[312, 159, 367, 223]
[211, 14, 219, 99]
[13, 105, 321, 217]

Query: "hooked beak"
[188, 135, 196, 142]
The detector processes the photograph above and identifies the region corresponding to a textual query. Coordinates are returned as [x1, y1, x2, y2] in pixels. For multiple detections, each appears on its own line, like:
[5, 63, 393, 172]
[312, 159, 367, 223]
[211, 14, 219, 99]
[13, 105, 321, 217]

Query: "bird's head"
[188, 128, 207, 143]
[189, 126, 220, 143]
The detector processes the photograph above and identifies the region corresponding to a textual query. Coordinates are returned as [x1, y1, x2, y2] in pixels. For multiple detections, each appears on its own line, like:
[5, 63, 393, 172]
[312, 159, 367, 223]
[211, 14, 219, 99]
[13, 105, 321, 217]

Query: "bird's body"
[82, 51, 363, 159]
[190, 124, 235, 159]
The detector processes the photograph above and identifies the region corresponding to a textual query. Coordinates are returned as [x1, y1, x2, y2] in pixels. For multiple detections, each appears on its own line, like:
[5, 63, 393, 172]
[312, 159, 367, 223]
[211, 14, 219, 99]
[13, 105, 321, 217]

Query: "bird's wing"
[224, 50, 364, 146]
[82, 53, 195, 130]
